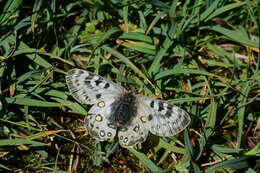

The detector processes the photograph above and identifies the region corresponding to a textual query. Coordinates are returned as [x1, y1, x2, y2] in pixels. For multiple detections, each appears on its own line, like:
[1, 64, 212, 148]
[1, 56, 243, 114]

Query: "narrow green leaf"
[146, 11, 167, 34]
[123, 6, 129, 33]
[237, 83, 250, 148]
[31, 0, 44, 31]
[205, 2, 246, 22]
[0, 164, 11, 171]
[102, 45, 153, 86]
[205, 100, 217, 128]
[184, 129, 193, 160]
[128, 147, 162, 172]
[0, 0, 22, 26]
[95, 27, 120, 47]
[52, 97, 88, 115]
[202, 25, 259, 48]
[155, 68, 231, 88]
[148, 23, 175, 75]
[0, 139, 46, 147]
[158, 139, 186, 154]
[205, 157, 249, 173]
[244, 143, 260, 156]
[119, 32, 153, 43]
[192, 161, 202, 173]
[169, 97, 209, 104]
[211, 145, 242, 154]
[13, 41, 52, 68]
[121, 41, 155, 54]
[5, 97, 63, 107]
[45, 90, 68, 100]
[199, 0, 220, 21]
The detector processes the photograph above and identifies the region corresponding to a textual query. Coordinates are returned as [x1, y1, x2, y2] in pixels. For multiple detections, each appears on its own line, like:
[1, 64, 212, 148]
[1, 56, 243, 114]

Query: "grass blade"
[128, 147, 162, 172]
[205, 157, 250, 173]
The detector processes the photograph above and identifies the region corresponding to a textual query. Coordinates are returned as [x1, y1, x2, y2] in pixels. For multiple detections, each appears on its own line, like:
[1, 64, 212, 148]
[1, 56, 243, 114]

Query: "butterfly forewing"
[66, 68, 125, 105]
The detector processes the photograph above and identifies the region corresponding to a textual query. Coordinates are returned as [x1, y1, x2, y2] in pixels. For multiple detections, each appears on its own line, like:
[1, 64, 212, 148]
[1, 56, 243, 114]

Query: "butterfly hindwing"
[118, 117, 148, 147]
[136, 95, 190, 137]
[85, 98, 117, 141]
[66, 68, 125, 105]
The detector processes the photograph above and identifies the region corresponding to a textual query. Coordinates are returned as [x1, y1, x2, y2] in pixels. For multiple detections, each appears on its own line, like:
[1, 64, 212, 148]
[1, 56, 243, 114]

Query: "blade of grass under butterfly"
[128, 147, 162, 172]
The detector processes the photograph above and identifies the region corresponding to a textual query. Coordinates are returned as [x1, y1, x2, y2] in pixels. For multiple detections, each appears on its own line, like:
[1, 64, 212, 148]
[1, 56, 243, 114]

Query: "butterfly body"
[109, 92, 137, 126]
[66, 69, 190, 147]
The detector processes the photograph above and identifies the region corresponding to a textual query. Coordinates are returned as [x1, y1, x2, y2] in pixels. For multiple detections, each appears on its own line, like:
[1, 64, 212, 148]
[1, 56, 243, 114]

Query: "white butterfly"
[66, 69, 190, 147]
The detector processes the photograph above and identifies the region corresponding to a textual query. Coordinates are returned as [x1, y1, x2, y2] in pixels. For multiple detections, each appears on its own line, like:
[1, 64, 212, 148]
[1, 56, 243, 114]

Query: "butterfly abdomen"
[109, 92, 137, 126]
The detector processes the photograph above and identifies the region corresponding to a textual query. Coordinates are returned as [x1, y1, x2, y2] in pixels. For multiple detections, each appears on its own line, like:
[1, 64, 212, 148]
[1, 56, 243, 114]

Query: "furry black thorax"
[109, 92, 137, 126]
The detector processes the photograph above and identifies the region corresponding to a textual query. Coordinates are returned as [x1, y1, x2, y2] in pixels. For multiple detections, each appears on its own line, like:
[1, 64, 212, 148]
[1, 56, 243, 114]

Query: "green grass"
[0, 0, 259, 172]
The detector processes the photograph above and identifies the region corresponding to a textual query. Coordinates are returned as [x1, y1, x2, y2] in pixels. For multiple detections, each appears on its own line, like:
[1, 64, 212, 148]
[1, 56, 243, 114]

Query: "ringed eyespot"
[123, 137, 128, 143]
[97, 101, 105, 107]
[140, 116, 148, 123]
[95, 115, 103, 121]
[99, 130, 105, 137]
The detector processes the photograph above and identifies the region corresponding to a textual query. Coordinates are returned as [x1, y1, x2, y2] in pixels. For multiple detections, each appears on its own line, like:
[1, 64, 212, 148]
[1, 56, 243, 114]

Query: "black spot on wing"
[84, 80, 91, 85]
[96, 94, 101, 99]
[84, 76, 93, 81]
[67, 69, 76, 75]
[158, 102, 164, 111]
[104, 83, 110, 89]
[148, 114, 153, 121]
[94, 80, 102, 86]
[71, 90, 78, 95]
[84, 80, 93, 88]
[165, 104, 173, 118]
[78, 70, 84, 75]
[150, 100, 154, 108]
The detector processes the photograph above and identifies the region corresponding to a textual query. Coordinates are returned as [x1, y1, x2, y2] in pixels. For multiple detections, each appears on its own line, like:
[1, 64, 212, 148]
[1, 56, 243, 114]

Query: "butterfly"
[66, 68, 190, 147]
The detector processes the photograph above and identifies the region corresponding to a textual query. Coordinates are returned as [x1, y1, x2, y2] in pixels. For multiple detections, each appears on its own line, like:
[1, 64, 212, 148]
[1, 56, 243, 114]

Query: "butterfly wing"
[85, 98, 117, 141]
[136, 95, 190, 137]
[66, 68, 125, 105]
[66, 68, 125, 141]
[117, 117, 148, 147]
